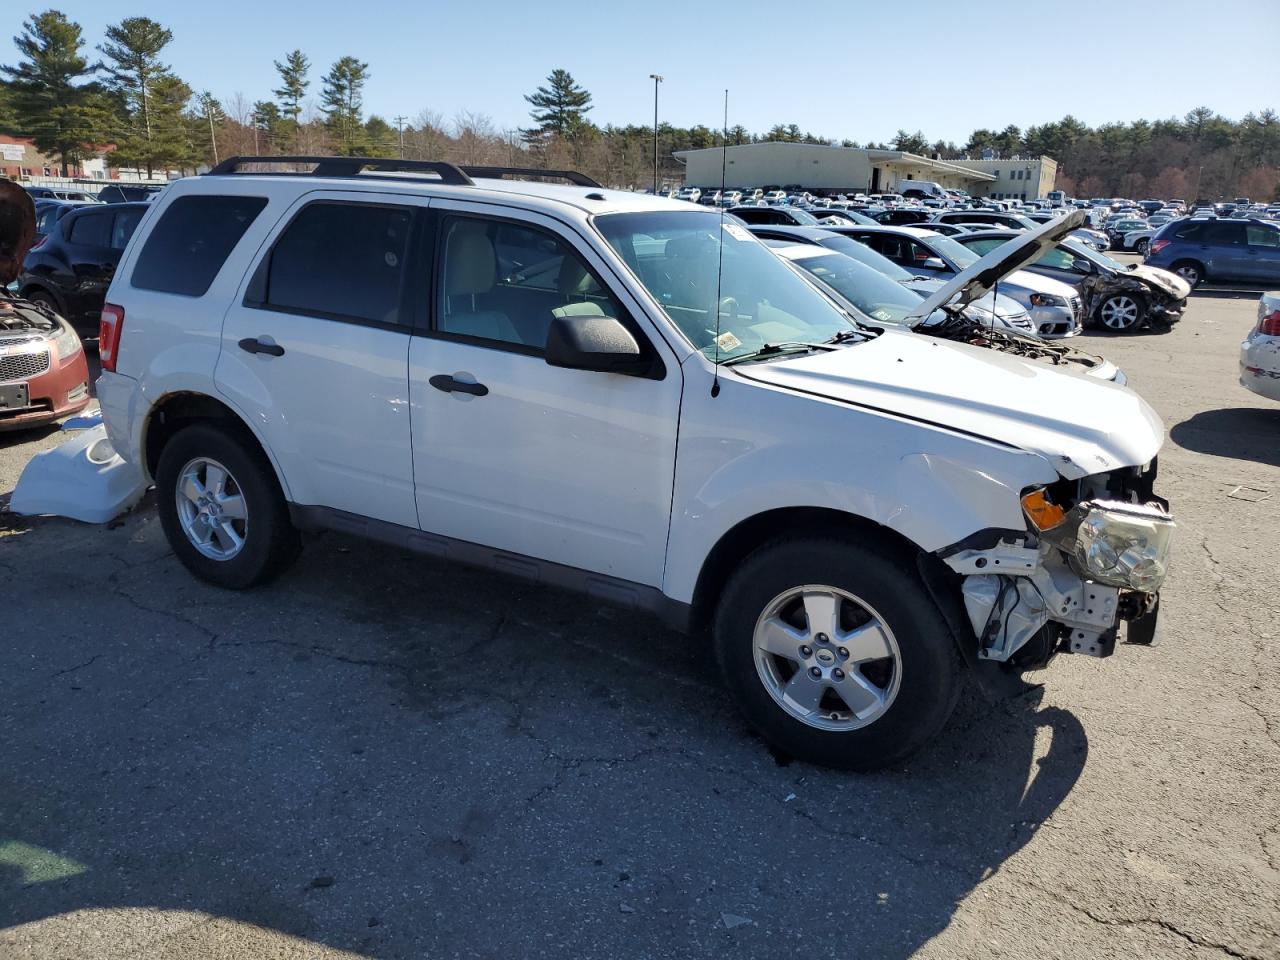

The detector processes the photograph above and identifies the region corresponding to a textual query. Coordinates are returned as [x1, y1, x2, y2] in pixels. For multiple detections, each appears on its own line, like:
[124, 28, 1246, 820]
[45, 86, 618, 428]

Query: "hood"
[736, 327, 1163, 479]
[1125, 264, 1191, 299]
[902, 277, 1025, 319]
[0, 180, 36, 285]
[906, 209, 1085, 326]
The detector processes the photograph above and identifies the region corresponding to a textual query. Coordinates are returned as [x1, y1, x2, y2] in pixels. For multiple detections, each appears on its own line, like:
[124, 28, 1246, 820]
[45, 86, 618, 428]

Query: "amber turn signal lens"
[1022, 489, 1067, 531]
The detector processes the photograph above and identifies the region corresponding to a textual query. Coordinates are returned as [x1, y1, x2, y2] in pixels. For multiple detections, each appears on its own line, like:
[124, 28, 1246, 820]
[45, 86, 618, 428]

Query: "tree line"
[1, 9, 1277, 201]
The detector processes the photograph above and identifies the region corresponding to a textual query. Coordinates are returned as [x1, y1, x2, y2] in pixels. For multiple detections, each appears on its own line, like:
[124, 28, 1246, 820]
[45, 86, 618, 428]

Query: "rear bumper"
[0, 347, 91, 432]
[95, 369, 147, 468]
[1240, 336, 1280, 401]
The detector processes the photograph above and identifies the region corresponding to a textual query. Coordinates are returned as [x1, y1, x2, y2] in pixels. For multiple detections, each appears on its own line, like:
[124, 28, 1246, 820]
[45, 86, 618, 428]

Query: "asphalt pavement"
[1, 274, 1277, 959]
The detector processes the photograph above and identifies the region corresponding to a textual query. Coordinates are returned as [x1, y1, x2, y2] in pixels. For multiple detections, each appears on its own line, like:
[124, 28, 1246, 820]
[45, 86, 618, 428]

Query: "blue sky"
[23, 0, 1280, 142]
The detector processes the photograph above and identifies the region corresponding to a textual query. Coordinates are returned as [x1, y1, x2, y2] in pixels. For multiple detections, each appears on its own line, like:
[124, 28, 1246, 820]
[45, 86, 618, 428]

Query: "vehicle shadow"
[1170, 406, 1280, 469]
[0, 526, 1088, 958]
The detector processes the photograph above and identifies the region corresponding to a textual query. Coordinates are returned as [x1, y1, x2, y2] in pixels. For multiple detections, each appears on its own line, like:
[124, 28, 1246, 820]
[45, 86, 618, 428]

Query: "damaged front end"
[1082, 267, 1189, 328]
[926, 314, 1124, 382]
[943, 462, 1173, 668]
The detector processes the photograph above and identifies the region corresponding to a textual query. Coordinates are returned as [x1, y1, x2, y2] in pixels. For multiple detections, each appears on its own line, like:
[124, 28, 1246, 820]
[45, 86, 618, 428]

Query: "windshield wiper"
[825, 328, 866, 344]
[720, 341, 832, 366]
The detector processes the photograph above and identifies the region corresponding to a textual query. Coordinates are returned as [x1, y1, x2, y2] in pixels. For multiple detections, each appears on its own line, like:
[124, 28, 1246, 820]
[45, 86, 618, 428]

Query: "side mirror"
[1072, 257, 1092, 273]
[545, 313, 650, 376]
[922, 257, 948, 271]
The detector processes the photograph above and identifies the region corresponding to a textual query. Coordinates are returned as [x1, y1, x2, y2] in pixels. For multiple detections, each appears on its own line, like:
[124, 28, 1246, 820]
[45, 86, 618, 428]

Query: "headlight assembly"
[50, 321, 83, 361]
[1073, 501, 1174, 591]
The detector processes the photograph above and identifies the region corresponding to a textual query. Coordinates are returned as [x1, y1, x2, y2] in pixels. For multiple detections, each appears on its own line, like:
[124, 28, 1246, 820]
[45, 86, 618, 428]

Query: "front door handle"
[238, 337, 285, 357]
[429, 374, 488, 397]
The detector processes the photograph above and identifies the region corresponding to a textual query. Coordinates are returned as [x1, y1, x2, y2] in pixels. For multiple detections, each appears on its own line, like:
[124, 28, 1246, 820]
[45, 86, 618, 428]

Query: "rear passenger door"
[217, 192, 424, 529]
[1201, 221, 1247, 279]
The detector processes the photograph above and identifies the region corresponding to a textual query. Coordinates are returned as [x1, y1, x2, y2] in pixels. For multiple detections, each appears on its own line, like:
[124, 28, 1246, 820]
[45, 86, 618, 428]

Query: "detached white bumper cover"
[9, 414, 148, 523]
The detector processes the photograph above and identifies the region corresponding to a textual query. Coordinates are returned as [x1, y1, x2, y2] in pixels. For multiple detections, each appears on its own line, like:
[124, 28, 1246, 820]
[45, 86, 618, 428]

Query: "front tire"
[714, 537, 963, 770]
[1135, 238, 1150, 256]
[1097, 293, 1146, 332]
[156, 422, 300, 589]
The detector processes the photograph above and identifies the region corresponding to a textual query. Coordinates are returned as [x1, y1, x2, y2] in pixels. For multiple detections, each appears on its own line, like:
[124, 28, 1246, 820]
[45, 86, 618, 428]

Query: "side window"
[109, 207, 145, 250]
[265, 201, 412, 325]
[968, 239, 1005, 257]
[1037, 248, 1077, 269]
[134, 195, 268, 297]
[436, 215, 624, 351]
[1173, 222, 1205, 242]
[1246, 223, 1279, 248]
[68, 211, 110, 246]
[1204, 222, 1245, 246]
[906, 240, 937, 264]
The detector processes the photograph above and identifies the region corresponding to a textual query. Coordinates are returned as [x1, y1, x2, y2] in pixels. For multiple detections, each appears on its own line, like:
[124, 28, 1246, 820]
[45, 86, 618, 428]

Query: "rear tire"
[1171, 260, 1203, 288]
[713, 536, 963, 771]
[156, 422, 300, 589]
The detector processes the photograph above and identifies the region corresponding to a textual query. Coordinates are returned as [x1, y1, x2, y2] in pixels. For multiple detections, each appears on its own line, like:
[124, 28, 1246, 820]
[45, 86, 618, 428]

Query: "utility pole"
[649, 74, 663, 194]
[395, 115, 408, 158]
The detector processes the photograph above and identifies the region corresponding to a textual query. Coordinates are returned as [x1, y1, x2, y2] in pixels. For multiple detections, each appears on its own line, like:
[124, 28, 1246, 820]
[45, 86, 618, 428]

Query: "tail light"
[1260, 310, 1280, 337]
[1149, 239, 1170, 256]
[99, 303, 124, 372]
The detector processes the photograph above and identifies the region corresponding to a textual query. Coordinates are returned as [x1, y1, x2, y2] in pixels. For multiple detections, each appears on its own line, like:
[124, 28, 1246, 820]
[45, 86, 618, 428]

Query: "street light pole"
[649, 74, 663, 194]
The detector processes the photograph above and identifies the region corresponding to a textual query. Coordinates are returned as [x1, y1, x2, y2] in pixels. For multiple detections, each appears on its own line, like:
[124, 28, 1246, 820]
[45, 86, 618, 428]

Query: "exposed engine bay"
[925, 311, 1114, 377]
[943, 461, 1172, 668]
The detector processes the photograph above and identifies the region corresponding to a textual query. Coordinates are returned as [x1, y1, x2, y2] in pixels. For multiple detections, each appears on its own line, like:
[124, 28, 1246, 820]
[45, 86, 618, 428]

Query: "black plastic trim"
[288, 504, 691, 631]
[207, 155, 473, 185]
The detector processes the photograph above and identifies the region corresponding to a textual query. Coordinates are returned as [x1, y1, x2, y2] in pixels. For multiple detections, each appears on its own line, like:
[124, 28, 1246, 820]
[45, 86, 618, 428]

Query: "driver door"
[408, 203, 683, 588]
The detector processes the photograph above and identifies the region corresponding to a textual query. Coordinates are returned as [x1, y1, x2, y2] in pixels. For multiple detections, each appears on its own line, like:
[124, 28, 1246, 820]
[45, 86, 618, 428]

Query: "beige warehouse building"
[674, 141, 1056, 199]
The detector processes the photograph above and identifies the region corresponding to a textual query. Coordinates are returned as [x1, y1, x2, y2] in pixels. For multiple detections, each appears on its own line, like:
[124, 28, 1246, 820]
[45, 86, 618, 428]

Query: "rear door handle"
[429, 374, 488, 397]
[238, 337, 285, 357]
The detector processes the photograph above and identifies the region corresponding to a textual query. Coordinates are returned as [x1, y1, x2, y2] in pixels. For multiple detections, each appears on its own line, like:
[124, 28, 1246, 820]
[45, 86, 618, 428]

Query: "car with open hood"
[828, 224, 1084, 338]
[0, 181, 92, 432]
[768, 240, 1125, 384]
[951, 229, 1190, 332]
[98, 158, 1173, 771]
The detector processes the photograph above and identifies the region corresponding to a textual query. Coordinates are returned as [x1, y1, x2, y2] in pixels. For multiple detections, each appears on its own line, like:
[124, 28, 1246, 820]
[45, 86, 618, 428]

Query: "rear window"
[132, 195, 268, 297]
[263, 202, 413, 326]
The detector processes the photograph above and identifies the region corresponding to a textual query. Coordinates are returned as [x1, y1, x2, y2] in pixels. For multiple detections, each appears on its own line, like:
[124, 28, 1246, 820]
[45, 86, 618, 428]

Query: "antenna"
[711, 88, 728, 398]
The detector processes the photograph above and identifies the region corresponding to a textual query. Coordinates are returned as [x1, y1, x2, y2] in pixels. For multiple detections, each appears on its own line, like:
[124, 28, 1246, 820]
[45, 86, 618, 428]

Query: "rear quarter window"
[68, 211, 111, 246]
[131, 194, 268, 297]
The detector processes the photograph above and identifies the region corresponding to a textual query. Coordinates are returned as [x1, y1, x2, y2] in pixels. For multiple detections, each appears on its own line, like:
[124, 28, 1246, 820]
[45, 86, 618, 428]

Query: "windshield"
[1062, 238, 1124, 271]
[596, 211, 857, 361]
[789, 208, 820, 225]
[922, 233, 981, 267]
[791, 252, 926, 326]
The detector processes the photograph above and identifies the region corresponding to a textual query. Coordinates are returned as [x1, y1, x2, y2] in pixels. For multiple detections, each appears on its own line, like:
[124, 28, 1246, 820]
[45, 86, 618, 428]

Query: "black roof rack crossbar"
[460, 166, 601, 188]
[205, 156, 473, 186]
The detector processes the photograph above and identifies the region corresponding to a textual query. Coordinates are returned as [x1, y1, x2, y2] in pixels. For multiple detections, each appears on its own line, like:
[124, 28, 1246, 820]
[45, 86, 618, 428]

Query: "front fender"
[662, 368, 1059, 604]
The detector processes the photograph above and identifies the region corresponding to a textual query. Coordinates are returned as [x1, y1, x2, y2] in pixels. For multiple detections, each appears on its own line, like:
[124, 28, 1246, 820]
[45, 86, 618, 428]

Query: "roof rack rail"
[460, 166, 602, 188]
[205, 156, 473, 186]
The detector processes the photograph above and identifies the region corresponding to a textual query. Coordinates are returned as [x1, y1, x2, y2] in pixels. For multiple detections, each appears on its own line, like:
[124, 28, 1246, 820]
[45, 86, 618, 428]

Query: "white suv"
[97, 157, 1175, 770]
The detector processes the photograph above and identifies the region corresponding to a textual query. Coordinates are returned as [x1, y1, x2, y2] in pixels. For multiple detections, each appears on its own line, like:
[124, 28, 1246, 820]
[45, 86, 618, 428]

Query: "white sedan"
[1241, 292, 1280, 401]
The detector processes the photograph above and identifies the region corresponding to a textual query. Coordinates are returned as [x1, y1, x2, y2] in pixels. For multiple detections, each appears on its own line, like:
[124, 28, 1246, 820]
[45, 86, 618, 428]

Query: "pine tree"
[321, 56, 369, 156]
[522, 68, 592, 144]
[99, 17, 174, 176]
[273, 49, 310, 146]
[1, 11, 111, 175]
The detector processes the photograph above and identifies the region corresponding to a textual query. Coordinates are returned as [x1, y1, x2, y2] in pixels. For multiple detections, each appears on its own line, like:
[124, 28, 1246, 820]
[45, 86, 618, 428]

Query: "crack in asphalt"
[49, 653, 101, 678]
[1074, 905, 1260, 960]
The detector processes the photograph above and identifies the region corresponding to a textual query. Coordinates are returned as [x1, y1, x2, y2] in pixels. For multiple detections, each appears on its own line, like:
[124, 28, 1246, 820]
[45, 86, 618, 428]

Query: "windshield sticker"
[716, 331, 742, 352]
[723, 223, 753, 243]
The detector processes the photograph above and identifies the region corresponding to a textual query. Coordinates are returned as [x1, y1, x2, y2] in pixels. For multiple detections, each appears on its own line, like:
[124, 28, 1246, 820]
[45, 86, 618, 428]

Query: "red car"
[1, 181, 91, 432]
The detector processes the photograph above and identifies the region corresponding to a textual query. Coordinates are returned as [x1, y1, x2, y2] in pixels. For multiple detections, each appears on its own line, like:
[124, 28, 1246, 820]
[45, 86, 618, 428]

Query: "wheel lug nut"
[809, 667, 821, 678]
[816, 633, 829, 644]
[833, 668, 845, 680]
[799, 645, 812, 657]
[838, 647, 849, 659]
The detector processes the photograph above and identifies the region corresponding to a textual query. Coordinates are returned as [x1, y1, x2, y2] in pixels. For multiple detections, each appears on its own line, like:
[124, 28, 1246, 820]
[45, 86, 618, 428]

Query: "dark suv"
[1145, 217, 1280, 287]
[17, 201, 149, 333]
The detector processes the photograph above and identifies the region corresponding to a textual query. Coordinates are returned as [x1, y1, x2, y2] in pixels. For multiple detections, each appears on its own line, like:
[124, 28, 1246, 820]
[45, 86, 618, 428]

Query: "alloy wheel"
[1099, 295, 1141, 330]
[1175, 264, 1201, 286]
[752, 585, 902, 731]
[175, 457, 248, 561]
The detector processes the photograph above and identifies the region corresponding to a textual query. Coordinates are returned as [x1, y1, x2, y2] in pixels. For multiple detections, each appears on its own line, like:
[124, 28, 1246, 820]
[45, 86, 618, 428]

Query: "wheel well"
[143, 392, 266, 479]
[19, 282, 60, 309]
[688, 507, 922, 635]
